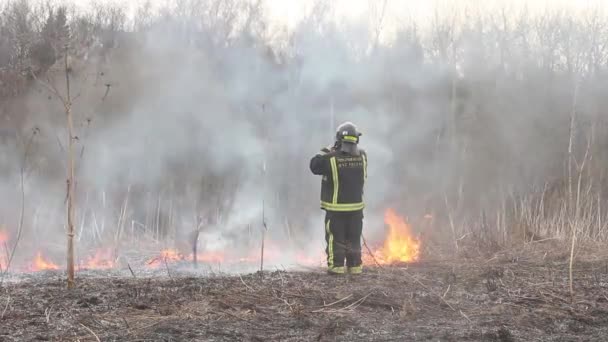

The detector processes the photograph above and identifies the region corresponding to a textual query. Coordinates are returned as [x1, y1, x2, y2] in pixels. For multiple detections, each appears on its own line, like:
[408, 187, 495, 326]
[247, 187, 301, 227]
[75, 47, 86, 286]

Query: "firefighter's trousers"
[324, 211, 363, 273]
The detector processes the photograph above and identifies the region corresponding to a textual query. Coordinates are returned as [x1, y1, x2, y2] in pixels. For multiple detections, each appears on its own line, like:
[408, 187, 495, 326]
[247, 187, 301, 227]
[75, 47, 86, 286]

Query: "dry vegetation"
[1, 242, 608, 341]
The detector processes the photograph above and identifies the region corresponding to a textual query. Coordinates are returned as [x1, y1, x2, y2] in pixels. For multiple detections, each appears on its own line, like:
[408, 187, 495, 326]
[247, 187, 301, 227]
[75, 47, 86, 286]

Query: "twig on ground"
[44, 307, 52, 323]
[320, 292, 374, 313]
[362, 235, 383, 268]
[163, 257, 173, 279]
[313, 291, 374, 313]
[539, 290, 569, 304]
[459, 310, 472, 323]
[320, 294, 353, 309]
[219, 309, 275, 330]
[402, 269, 458, 312]
[442, 284, 451, 298]
[344, 292, 374, 311]
[239, 274, 254, 292]
[484, 256, 498, 264]
[127, 263, 137, 278]
[279, 297, 295, 312]
[275, 268, 286, 286]
[1, 295, 10, 319]
[80, 323, 101, 342]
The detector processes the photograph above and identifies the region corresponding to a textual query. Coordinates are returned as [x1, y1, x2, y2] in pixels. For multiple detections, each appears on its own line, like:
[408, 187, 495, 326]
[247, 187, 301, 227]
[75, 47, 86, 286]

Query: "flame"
[0, 230, 7, 270]
[145, 243, 292, 268]
[159, 249, 184, 261]
[381, 209, 421, 263]
[80, 249, 115, 270]
[0, 231, 9, 272]
[195, 251, 225, 264]
[365, 208, 421, 265]
[30, 252, 59, 271]
[295, 252, 324, 266]
[147, 249, 187, 267]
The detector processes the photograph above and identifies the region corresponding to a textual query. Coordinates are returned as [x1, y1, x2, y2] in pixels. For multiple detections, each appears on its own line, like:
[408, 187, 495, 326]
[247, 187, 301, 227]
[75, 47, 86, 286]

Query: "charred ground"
[1, 242, 608, 342]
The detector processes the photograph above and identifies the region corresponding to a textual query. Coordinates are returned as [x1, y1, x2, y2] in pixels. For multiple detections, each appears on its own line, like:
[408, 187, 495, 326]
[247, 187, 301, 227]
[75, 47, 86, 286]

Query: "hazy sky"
[62, 0, 603, 44]
[66, 0, 602, 25]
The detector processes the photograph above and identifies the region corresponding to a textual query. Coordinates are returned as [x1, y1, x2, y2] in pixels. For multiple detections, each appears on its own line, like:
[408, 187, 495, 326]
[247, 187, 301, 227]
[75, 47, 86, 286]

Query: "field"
[1, 241, 607, 341]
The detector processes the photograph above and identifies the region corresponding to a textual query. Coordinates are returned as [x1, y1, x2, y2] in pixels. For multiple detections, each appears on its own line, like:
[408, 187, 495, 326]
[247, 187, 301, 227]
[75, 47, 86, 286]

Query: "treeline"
[1, 0, 608, 254]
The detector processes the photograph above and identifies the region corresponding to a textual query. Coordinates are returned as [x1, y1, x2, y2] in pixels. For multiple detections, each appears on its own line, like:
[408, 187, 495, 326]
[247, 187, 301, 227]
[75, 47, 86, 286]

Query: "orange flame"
[0, 231, 6, 271]
[147, 249, 187, 267]
[365, 209, 421, 265]
[80, 249, 115, 270]
[0, 230, 7, 243]
[195, 251, 225, 264]
[31, 252, 59, 271]
[295, 252, 324, 267]
[381, 209, 421, 263]
[146, 243, 289, 268]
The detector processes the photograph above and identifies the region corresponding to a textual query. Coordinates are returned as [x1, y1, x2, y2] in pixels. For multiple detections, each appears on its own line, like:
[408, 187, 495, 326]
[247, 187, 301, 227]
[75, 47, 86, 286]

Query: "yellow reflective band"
[342, 136, 358, 142]
[330, 157, 339, 204]
[321, 202, 365, 211]
[326, 219, 334, 268]
[348, 266, 363, 274]
[328, 266, 345, 274]
[363, 154, 367, 179]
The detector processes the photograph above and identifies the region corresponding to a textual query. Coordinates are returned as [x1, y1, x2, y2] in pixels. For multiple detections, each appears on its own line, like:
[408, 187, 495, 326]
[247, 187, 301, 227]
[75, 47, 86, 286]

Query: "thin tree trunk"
[567, 78, 579, 217]
[66, 45, 76, 289]
[1, 129, 36, 282]
[113, 186, 130, 261]
[156, 194, 161, 241]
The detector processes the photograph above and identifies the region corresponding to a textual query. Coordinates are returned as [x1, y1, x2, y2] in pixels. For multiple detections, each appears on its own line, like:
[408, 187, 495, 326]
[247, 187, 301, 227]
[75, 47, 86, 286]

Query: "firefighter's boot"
[348, 266, 363, 275]
[327, 266, 346, 275]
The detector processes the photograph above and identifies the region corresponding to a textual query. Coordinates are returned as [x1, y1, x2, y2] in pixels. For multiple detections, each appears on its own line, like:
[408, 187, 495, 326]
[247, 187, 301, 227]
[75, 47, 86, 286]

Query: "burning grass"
[29, 252, 59, 272]
[364, 208, 421, 265]
[0, 208, 421, 274]
[6, 209, 607, 339]
[1, 242, 608, 341]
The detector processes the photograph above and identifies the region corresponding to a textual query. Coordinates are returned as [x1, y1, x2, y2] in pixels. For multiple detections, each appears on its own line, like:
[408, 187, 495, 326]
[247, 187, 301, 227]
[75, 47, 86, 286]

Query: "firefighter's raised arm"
[309, 146, 333, 175]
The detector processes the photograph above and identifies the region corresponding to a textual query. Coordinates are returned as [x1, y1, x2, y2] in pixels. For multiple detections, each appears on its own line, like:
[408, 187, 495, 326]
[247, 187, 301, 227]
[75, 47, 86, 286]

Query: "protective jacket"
[309, 147, 367, 212]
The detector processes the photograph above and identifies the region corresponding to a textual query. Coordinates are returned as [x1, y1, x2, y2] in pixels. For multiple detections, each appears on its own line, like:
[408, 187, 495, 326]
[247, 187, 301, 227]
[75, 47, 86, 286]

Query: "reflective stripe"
[348, 266, 363, 274]
[321, 201, 365, 211]
[328, 266, 345, 274]
[330, 157, 339, 204]
[362, 153, 367, 181]
[342, 136, 358, 142]
[326, 219, 334, 268]
[325, 155, 365, 212]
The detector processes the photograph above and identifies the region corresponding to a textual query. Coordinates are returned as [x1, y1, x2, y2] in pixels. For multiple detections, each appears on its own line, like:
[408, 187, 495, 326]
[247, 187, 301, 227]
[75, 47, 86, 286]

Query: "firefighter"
[310, 122, 367, 275]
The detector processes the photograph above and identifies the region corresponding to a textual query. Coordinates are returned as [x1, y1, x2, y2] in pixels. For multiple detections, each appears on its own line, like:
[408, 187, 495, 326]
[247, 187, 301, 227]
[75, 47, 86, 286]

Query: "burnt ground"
[1, 242, 608, 341]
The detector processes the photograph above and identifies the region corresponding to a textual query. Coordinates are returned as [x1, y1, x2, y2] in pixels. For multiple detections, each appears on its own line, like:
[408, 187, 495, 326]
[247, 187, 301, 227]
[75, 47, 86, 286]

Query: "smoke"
[2, 0, 608, 271]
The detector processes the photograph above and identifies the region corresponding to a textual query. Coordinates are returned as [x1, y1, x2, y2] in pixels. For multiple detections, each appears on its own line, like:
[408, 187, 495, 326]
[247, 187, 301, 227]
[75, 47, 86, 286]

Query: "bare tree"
[32, 44, 77, 288]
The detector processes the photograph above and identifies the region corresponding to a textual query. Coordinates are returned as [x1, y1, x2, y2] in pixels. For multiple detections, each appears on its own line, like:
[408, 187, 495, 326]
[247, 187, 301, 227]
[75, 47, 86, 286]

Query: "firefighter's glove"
[320, 145, 334, 155]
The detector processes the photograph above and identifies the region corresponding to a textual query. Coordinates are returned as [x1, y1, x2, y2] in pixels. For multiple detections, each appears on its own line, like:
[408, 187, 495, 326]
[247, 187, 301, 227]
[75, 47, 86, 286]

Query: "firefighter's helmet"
[335, 121, 362, 144]
[335, 121, 362, 155]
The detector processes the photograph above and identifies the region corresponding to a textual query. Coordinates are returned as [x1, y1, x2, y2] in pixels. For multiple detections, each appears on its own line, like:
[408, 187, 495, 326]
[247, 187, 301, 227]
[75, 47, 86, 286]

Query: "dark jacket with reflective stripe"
[310, 147, 367, 212]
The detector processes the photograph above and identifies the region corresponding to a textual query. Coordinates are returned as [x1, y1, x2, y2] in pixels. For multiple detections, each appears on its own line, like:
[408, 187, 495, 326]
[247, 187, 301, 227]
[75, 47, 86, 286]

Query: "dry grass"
[1, 242, 608, 341]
